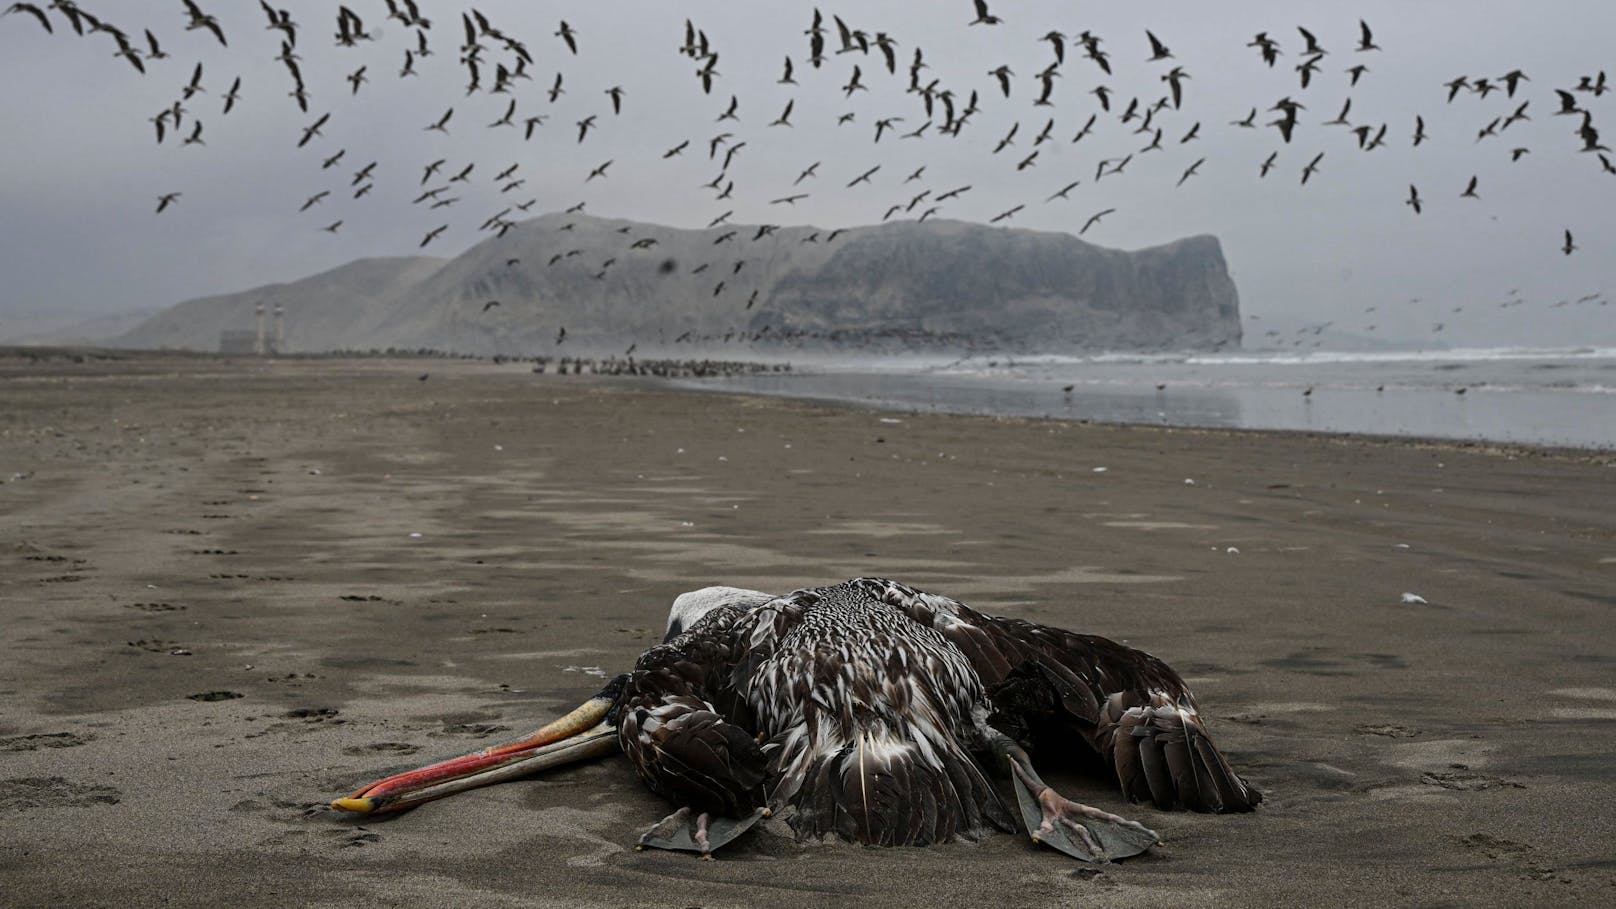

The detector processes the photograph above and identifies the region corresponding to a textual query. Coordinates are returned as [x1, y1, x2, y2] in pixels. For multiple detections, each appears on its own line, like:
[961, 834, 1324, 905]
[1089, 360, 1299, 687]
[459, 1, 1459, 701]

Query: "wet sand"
[2, 349, 1614, 908]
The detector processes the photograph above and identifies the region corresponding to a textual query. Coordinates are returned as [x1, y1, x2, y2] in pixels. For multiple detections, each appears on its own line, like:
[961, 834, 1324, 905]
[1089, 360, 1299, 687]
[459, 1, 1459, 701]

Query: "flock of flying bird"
[4, 0, 1612, 349]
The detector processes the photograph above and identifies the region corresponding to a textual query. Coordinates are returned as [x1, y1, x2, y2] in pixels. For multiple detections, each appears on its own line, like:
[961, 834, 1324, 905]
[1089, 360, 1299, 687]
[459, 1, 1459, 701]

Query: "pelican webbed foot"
[1001, 742, 1160, 863]
[635, 805, 768, 858]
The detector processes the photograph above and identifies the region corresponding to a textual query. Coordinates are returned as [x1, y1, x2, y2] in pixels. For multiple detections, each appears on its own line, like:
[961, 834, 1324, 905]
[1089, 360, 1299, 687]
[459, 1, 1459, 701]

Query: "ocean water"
[678, 347, 1616, 450]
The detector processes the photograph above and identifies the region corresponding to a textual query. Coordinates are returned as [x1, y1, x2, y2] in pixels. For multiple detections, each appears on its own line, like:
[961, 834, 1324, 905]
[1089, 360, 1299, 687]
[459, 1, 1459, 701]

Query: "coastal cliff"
[116, 214, 1240, 355]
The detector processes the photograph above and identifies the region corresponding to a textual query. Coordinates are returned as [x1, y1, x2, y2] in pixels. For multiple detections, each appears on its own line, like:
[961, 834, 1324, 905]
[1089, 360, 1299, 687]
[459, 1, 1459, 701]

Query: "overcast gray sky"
[2, 0, 1614, 347]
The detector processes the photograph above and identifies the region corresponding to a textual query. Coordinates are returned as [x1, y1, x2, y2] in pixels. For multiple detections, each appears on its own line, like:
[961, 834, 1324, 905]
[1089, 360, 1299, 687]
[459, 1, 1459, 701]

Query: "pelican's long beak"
[332, 676, 627, 816]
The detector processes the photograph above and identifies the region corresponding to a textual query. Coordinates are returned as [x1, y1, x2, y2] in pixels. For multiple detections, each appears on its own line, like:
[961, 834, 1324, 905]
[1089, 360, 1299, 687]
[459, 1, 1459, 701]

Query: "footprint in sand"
[1420, 766, 1524, 791]
[1549, 687, 1616, 720]
[1453, 833, 1570, 884]
[128, 639, 185, 653]
[1355, 723, 1422, 738]
[436, 723, 512, 737]
[322, 828, 384, 848]
[188, 690, 245, 702]
[341, 742, 422, 757]
[0, 732, 90, 752]
[124, 602, 185, 612]
[0, 776, 121, 809]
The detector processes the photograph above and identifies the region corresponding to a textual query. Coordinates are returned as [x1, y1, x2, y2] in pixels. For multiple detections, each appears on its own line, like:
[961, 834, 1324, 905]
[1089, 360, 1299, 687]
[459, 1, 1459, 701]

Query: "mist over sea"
[680, 346, 1616, 450]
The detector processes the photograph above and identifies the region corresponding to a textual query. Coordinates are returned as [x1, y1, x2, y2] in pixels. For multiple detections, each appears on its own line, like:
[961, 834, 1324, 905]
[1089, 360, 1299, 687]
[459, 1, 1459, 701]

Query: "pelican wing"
[617, 602, 768, 816]
[857, 578, 1262, 813]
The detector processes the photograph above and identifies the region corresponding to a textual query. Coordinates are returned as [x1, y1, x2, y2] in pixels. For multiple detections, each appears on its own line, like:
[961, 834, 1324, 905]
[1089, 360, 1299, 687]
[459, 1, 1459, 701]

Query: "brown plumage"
[621, 578, 1258, 846]
[335, 578, 1258, 860]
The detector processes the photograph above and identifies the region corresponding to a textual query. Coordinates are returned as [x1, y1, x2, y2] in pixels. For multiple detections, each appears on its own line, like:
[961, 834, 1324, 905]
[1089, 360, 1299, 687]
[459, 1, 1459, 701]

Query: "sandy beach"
[2, 349, 1614, 908]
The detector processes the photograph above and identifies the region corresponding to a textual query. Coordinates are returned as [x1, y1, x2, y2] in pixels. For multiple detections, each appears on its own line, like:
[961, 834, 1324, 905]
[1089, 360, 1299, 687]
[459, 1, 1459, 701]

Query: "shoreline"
[8, 343, 1616, 458]
[661, 373, 1616, 465]
[671, 362, 1616, 453]
[3, 352, 1615, 907]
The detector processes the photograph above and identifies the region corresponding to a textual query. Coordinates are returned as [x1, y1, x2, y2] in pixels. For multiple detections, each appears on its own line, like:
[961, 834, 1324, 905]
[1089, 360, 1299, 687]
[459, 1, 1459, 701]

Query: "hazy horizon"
[3, 1, 1615, 349]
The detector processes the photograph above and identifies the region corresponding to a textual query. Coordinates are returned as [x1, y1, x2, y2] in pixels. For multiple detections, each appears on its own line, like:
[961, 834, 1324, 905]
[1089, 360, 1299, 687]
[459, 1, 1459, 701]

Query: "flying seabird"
[988, 65, 1013, 98]
[182, 0, 227, 46]
[1247, 32, 1279, 66]
[3, 3, 52, 33]
[1045, 180, 1080, 202]
[332, 579, 1260, 860]
[834, 62, 866, 99]
[181, 63, 206, 101]
[1297, 26, 1325, 56]
[846, 165, 880, 187]
[1355, 20, 1380, 52]
[221, 78, 242, 114]
[990, 204, 1023, 223]
[1300, 152, 1323, 185]
[1161, 66, 1189, 108]
[1295, 53, 1324, 89]
[1145, 30, 1172, 61]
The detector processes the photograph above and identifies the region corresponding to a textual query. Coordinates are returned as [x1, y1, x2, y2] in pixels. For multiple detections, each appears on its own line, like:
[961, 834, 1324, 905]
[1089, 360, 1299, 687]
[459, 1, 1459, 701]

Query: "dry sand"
[1, 349, 1614, 908]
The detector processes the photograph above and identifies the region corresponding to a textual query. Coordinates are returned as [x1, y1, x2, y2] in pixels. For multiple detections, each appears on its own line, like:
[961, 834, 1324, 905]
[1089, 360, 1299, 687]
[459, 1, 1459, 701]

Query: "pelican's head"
[331, 585, 777, 818]
[664, 586, 776, 641]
